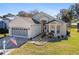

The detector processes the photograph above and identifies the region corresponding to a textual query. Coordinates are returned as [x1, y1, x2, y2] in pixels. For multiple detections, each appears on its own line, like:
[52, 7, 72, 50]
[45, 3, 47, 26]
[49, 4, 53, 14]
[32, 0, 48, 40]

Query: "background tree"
[3, 13, 14, 18]
[17, 11, 33, 17]
[69, 3, 79, 20]
[75, 3, 79, 18]
[30, 10, 39, 15]
[59, 9, 74, 27]
[17, 10, 39, 17]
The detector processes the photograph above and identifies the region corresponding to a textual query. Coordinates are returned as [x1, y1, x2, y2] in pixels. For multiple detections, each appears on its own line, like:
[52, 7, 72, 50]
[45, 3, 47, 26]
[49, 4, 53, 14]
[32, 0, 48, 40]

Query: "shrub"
[48, 35, 53, 38]
[61, 35, 64, 38]
[57, 36, 60, 39]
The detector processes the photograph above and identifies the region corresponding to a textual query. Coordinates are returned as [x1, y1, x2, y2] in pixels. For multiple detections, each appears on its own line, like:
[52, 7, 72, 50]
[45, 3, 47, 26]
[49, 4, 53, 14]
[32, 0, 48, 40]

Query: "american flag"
[10, 36, 17, 46]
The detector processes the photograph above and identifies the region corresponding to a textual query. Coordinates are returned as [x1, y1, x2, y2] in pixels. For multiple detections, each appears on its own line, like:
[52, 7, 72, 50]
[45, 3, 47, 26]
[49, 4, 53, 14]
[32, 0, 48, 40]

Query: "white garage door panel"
[12, 28, 28, 38]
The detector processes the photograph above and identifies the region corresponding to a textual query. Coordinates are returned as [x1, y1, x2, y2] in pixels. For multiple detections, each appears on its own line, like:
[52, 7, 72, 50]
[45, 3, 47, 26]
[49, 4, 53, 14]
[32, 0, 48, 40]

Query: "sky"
[0, 3, 72, 17]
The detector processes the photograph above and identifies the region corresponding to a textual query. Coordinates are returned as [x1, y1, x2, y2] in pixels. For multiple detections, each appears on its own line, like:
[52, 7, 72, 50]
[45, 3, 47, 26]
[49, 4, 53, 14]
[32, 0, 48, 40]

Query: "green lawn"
[9, 28, 79, 55]
[0, 34, 4, 38]
[0, 34, 9, 38]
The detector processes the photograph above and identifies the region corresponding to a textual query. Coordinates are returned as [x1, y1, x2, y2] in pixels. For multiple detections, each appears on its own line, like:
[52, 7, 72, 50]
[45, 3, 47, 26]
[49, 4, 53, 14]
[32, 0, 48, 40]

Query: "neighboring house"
[0, 20, 7, 29]
[9, 16, 41, 39]
[3, 15, 15, 29]
[0, 20, 8, 34]
[71, 23, 77, 28]
[47, 19, 67, 37]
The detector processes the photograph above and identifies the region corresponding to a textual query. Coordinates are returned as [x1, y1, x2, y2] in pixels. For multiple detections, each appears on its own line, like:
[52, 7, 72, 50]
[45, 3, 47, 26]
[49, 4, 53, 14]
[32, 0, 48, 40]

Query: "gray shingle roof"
[9, 16, 36, 28]
[32, 12, 55, 23]
[47, 19, 66, 24]
[32, 18, 40, 24]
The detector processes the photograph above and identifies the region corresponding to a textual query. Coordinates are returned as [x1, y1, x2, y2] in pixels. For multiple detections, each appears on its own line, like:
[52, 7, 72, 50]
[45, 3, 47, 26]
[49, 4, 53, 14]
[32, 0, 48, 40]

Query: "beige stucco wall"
[60, 23, 66, 36]
[28, 24, 41, 39]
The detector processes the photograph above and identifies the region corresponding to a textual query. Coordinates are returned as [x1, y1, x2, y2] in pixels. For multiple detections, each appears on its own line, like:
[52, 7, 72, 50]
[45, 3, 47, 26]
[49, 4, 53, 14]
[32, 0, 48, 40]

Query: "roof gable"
[47, 19, 66, 24]
[9, 16, 36, 28]
[32, 12, 55, 23]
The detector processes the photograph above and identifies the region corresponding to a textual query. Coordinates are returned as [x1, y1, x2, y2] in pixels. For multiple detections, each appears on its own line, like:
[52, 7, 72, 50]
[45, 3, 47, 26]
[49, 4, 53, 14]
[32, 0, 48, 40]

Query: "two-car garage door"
[11, 28, 28, 38]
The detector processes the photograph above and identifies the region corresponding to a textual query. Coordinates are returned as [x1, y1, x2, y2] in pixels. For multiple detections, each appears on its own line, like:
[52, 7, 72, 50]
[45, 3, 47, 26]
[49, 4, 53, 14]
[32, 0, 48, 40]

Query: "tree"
[60, 9, 74, 22]
[59, 9, 74, 28]
[60, 9, 68, 22]
[75, 3, 79, 17]
[30, 10, 39, 15]
[3, 13, 14, 18]
[17, 11, 33, 17]
[69, 3, 79, 20]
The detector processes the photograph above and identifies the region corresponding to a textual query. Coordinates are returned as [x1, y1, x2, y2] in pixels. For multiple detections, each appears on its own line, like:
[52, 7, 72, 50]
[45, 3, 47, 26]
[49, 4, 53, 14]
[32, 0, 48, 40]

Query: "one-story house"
[9, 12, 67, 40]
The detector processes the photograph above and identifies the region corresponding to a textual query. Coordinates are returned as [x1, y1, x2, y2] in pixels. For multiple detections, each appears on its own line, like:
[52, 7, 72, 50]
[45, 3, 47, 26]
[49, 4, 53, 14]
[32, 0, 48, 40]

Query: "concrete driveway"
[0, 36, 28, 49]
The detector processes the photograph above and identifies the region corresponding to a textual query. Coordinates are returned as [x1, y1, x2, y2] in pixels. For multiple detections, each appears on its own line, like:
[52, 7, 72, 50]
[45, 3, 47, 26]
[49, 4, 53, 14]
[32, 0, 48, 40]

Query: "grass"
[0, 34, 4, 38]
[0, 34, 9, 38]
[9, 28, 79, 55]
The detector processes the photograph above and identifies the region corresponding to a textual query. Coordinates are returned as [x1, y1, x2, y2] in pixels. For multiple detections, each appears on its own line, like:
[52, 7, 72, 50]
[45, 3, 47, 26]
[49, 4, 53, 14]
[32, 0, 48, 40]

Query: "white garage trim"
[11, 27, 28, 38]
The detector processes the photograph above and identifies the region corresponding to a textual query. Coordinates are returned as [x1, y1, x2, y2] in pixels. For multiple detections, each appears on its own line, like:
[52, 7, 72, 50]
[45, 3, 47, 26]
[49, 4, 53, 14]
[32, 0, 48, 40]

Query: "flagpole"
[3, 40, 6, 55]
